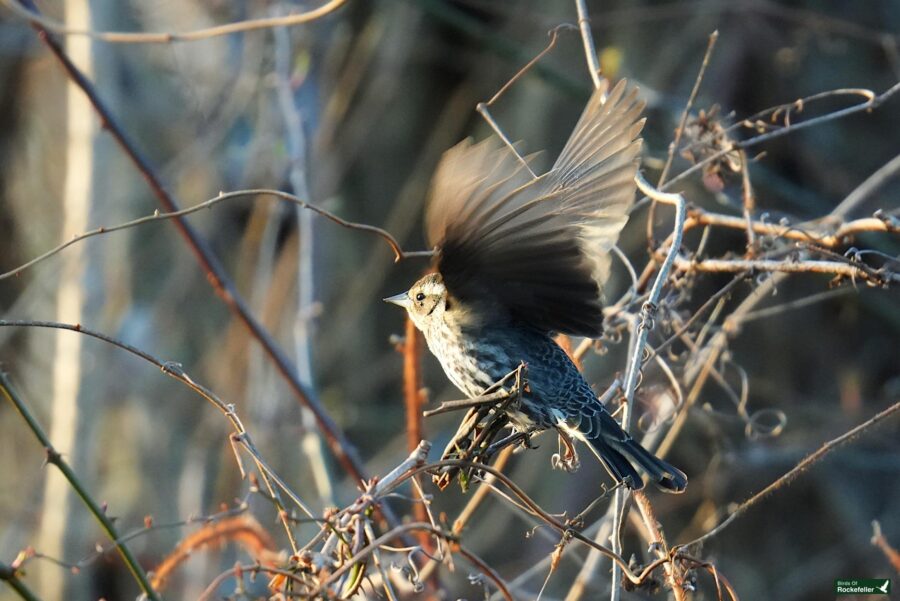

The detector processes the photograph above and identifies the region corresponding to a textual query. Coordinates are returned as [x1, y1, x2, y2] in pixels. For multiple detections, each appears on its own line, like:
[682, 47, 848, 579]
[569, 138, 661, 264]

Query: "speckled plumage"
[387, 80, 687, 492]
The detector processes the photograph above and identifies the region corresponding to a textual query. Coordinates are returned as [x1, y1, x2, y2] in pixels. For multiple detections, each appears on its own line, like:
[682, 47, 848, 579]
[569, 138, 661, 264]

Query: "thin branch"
[0, 320, 311, 550]
[312, 522, 514, 601]
[633, 491, 685, 601]
[422, 389, 513, 418]
[739, 288, 851, 322]
[424, 366, 522, 418]
[400, 318, 434, 555]
[0, 562, 41, 601]
[649, 30, 718, 244]
[21, 6, 376, 490]
[608, 174, 685, 601]
[655, 81, 900, 197]
[4, 0, 347, 43]
[197, 563, 315, 601]
[0, 188, 427, 281]
[657, 31, 719, 185]
[682, 209, 898, 248]
[404, 460, 670, 585]
[671, 256, 899, 284]
[0, 372, 160, 601]
[574, 0, 603, 90]
[686, 400, 900, 547]
[476, 24, 576, 179]
[645, 273, 748, 364]
[627, 174, 687, 403]
[832, 151, 900, 219]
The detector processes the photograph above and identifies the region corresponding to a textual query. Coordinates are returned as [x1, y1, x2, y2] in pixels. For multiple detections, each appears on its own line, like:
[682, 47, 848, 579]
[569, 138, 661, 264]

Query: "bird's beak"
[383, 292, 412, 308]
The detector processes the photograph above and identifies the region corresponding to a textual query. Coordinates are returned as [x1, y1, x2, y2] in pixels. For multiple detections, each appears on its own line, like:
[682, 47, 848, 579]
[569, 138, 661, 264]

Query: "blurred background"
[0, 0, 898, 599]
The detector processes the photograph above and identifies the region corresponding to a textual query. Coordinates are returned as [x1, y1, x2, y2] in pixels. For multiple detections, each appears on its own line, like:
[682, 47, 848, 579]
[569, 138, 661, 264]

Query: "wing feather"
[426, 79, 644, 336]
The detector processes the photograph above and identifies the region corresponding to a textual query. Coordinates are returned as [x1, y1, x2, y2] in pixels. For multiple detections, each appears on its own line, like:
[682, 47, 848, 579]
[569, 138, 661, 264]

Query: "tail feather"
[590, 437, 645, 491]
[585, 435, 688, 494]
[610, 438, 688, 493]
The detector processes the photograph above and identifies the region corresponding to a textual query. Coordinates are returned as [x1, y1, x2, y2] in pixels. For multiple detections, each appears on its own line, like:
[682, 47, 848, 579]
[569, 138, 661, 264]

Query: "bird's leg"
[551, 428, 580, 473]
[431, 365, 529, 490]
[432, 407, 485, 489]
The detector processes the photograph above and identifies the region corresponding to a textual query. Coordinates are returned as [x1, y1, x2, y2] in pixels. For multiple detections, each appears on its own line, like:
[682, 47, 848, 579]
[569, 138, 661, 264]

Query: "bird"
[384, 79, 687, 493]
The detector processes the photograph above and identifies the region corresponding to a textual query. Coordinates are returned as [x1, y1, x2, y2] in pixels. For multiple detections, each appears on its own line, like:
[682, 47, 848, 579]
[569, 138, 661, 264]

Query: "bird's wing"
[425, 79, 644, 336]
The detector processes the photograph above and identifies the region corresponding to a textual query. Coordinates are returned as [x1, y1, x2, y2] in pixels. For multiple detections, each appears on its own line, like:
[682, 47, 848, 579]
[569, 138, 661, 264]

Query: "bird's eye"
[415, 292, 426, 302]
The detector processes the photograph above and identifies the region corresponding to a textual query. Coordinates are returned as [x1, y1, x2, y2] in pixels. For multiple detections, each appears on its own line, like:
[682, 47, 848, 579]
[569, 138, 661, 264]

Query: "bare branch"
[574, 0, 603, 90]
[20, 4, 379, 491]
[687, 400, 900, 547]
[0, 372, 160, 600]
[655, 81, 900, 197]
[3, 0, 347, 43]
[671, 255, 899, 284]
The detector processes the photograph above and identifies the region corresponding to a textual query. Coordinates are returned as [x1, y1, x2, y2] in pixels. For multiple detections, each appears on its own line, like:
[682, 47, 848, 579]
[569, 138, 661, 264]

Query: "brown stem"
[22, 1, 370, 487]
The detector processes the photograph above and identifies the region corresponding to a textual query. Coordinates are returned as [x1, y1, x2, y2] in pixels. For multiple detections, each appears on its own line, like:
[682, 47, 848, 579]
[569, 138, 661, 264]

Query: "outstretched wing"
[426, 79, 644, 336]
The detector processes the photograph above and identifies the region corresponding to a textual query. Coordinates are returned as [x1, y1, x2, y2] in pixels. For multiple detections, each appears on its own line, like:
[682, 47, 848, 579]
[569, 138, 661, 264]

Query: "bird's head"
[384, 273, 449, 332]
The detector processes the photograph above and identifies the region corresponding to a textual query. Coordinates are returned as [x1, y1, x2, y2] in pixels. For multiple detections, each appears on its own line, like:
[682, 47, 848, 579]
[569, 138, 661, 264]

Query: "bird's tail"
[586, 434, 687, 494]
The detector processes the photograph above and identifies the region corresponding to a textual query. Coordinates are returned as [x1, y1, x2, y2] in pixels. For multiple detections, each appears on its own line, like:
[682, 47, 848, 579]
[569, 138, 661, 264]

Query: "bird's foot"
[551, 430, 580, 472]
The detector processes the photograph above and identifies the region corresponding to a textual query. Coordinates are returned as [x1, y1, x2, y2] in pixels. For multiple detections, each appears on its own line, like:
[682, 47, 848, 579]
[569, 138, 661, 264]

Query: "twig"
[3, 0, 347, 43]
[197, 563, 314, 601]
[400, 319, 433, 553]
[650, 30, 718, 242]
[671, 256, 898, 284]
[0, 188, 427, 281]
[0, 562, 41, 601]
[272, 16, 336, 508]
[574, 0, 603, 90]
[403, 319, 427, 452]
[476, 24, 576, 179]
[739, 288, 851, 322]
[607, 174, 686, 601]
[676, 554, 741, 601]
[312, 522, 514, 601]
[404, 460, 673, 586]
[0, 372, 160, 601]
[626, 174, 687, 403]
[681, 209, 898, 248]
[423, 389, 513, 418]
[429, 366, 526, 488]
[687, 400, 900, 547]
[416, 446, 516, 585]
[633, 491, 685, 601]
[832, 152, 900, 219]
[645, 273, 748, 364]
[22, 8, 375, 490]
[654, 81, 900, 197]
[739, 150, 757, 251]
[649, 29, 717, 246]
[0, 320, 311, 549]
[151, 515, 279, 591]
